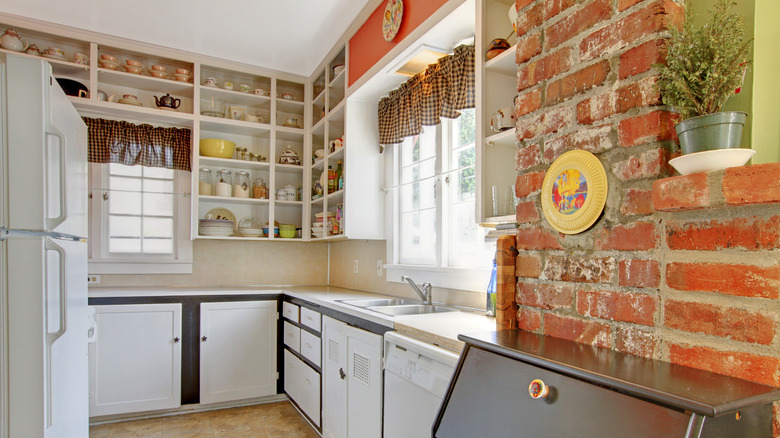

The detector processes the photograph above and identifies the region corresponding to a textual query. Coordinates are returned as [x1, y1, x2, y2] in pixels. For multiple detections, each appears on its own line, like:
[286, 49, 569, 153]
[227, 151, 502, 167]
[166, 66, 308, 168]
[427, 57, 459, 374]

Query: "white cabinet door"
[284, 350, 321, 427]
[199, 300, 278, 404]
[346, 327, 382, 438]
[322, 316, 383, 438]
[322, 316, 348, 438]
[88, 303, 182, 417]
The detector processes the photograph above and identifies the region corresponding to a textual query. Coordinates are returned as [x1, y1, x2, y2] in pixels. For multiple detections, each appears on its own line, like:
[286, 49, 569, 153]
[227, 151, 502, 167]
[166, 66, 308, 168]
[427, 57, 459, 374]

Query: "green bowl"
[279, 224, 296, 238]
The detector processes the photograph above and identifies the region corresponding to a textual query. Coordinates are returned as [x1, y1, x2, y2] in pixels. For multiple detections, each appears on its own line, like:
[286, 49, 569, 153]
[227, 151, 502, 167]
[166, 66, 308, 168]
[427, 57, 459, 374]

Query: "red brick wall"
[511, 0, 780, 433]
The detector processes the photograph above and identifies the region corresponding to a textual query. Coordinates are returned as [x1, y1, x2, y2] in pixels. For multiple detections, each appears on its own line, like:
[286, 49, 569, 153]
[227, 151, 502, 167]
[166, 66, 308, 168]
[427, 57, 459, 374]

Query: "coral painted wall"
[348, 0, 450, 86]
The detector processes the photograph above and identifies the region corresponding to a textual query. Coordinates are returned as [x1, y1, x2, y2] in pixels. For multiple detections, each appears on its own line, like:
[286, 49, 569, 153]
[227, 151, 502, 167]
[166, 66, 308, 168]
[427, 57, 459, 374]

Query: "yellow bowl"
[199, 138, 236, 158]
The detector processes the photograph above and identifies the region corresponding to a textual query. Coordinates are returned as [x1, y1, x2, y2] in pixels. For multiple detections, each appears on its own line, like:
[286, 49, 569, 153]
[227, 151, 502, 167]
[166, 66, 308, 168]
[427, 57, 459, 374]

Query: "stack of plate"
[311, 222, 330, 238]
[237, 217, 263, 237]
[237, 227, 263, 237]
[199, 219, 234, 236]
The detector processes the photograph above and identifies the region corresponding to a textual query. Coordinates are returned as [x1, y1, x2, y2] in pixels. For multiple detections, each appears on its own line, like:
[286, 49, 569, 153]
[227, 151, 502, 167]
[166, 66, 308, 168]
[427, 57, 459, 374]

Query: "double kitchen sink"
[338, 298, 459, 316]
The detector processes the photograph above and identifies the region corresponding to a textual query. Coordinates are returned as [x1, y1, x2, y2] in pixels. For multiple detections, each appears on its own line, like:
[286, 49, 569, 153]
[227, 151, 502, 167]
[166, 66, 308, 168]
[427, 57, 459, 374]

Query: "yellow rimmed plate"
[541, 150, 607, 234]
[205, 207, 236, 224]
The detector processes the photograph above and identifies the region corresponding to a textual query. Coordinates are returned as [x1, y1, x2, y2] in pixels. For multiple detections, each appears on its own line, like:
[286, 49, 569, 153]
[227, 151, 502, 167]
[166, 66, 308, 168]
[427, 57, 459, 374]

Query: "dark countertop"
[460, 329, 780, 417]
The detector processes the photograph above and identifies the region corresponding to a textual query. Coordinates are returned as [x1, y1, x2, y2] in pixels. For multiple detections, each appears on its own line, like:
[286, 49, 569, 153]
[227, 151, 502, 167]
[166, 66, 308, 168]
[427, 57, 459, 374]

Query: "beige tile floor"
[89, 401, 319, 438]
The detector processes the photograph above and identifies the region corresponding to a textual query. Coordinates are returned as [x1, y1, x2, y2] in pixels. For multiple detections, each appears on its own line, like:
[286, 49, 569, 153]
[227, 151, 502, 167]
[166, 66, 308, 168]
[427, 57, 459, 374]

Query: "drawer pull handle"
[528, 379, 550, 400]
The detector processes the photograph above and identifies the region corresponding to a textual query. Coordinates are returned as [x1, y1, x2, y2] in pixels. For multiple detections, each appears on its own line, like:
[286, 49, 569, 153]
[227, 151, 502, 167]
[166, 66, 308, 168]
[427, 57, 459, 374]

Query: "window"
[88, 163, 192, 274]
[387, 109, 493, 292]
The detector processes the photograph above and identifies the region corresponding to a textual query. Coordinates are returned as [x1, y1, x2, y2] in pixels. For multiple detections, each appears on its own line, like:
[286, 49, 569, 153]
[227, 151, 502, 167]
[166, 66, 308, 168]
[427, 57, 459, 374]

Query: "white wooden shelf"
[199, 85, 272, 107]
[485, 128, 517, 148]
[198, 195, 271, 205]
[71, 98, 195, 127]
[199, 117, 271, 136]
[198, 156, 271, 171]
[98, 68, 194, 94]
[485, 43, 518, 76]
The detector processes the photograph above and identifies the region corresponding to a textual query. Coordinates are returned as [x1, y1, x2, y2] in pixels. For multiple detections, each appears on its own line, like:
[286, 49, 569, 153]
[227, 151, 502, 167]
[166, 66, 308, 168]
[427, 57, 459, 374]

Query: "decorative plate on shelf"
[540, 150, 607, 234]
[382, 0, 403, 42]
[204, 207, 236, 224]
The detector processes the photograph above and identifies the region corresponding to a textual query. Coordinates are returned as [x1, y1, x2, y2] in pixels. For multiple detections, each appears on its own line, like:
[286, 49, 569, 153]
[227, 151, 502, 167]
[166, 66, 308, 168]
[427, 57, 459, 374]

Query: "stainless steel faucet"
[401, 276, 432, 304]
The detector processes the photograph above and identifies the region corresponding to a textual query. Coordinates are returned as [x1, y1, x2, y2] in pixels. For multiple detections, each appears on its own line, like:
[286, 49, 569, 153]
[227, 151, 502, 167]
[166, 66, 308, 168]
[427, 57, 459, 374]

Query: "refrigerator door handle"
[45, 238, 68, 345]
[87, 307, 98, 343]
[45, 123, 69, 232]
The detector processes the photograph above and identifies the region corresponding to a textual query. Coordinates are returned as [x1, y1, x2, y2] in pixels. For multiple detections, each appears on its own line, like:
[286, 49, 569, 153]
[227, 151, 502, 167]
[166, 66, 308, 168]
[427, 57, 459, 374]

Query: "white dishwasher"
[383, 331, 461, 438]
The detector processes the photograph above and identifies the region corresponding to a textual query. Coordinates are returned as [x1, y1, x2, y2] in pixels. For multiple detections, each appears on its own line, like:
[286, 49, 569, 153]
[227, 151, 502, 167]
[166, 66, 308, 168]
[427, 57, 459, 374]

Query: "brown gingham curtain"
[378, 44, 475, 145]
[83, 118, 191, 171]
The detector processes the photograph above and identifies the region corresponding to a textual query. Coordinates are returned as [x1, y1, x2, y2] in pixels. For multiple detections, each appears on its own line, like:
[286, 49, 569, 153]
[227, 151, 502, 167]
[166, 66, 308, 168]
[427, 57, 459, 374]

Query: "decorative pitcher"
[1, 28, 29, 52]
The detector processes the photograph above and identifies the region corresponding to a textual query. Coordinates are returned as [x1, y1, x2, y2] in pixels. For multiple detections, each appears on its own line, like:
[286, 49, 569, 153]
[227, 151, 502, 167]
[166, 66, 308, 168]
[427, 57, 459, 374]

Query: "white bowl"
[314, 149, 325, 159]
[669, 148, 756, 175]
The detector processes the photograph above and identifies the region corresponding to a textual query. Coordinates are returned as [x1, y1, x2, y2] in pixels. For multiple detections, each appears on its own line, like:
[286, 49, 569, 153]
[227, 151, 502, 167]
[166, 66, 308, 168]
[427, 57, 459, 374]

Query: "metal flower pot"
[674, 111, 747, 155]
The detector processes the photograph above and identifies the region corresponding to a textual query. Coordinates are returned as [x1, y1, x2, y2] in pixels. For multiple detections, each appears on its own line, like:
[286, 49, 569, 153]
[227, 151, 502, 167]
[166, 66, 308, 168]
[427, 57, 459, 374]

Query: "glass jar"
[215, 169, 232, 197]
[198, 168, 212, 195]
[234, 147, 247, 160]
[233, 171, 250, 198]
[252, 178, 268, 199]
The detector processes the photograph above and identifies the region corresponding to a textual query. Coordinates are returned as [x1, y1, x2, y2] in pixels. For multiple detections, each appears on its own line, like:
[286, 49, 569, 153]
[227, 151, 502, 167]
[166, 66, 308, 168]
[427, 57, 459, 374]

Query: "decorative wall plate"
[382, 0, 403, 42]
[541, 150, 607, 234]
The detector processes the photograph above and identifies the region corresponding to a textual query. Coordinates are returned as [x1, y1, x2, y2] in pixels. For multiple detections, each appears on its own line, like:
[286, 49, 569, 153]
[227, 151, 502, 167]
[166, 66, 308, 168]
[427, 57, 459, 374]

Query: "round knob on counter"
[528, 379, 550, 400]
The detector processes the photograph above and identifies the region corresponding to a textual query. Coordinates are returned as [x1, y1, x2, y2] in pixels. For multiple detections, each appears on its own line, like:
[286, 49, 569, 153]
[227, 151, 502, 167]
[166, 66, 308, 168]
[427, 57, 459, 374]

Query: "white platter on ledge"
[669, 148, 756, 175]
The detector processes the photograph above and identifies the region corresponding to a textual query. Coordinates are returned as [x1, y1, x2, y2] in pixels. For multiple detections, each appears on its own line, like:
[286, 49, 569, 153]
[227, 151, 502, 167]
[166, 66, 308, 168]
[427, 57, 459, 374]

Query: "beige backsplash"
[95, 239, 486, 310]
[94, 240, 329, 288]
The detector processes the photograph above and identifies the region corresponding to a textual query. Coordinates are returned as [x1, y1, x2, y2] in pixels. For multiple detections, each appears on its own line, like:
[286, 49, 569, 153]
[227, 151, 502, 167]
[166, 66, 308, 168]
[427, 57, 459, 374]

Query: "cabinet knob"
[528, 379, 550, 400]
[173, 337, 180, 343]
[339, 368, 346, 380]
[201, 336, 208, 342]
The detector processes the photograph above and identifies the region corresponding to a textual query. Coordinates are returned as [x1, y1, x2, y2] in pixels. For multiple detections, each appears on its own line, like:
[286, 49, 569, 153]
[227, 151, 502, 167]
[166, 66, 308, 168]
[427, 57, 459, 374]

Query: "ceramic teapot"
[154, 93, 181, 109]
[1, 28, 29, 52]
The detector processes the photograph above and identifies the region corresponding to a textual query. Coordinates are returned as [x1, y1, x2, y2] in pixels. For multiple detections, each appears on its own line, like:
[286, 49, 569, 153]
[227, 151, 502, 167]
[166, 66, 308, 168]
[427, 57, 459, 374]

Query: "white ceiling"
[1, 0, 375, 77]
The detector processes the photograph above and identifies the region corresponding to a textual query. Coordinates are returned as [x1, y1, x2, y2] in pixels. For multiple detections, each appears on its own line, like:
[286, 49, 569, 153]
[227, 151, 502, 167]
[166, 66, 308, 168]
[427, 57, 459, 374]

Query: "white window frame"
[88, 163, 193, 274]
[385, 115, 492, 293]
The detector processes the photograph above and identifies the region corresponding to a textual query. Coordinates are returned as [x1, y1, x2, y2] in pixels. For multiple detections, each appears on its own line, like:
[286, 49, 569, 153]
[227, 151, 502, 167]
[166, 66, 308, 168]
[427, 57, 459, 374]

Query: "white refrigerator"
[0, 54, 89, 437]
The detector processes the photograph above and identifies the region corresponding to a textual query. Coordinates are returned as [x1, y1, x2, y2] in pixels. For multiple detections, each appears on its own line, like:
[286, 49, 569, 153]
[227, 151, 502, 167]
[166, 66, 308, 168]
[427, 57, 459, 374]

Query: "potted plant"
[656, 0, 752, 155]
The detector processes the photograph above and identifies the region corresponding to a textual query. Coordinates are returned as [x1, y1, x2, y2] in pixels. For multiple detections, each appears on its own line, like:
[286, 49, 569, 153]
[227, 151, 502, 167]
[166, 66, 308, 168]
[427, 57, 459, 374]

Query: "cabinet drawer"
[300, 307, 321, 331]
[283, 321, 300, 352]
[284, 350, 321, 427]
[282, 302, 300, 323]
[300, 330, 321, 367]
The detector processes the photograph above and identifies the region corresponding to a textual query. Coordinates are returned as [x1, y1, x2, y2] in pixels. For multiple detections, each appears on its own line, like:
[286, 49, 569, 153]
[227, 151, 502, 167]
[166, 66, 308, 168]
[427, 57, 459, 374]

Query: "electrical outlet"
[353, 260, 359, 274]
[87, 275, 100, 285]
[376, 259, 383, 277]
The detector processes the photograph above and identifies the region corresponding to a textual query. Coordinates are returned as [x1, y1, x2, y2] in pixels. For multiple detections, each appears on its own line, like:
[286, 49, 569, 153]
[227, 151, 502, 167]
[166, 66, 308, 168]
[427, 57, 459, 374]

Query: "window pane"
[448, 197, 492, 267]
[109, 191, 141, 215]
[400, 208, 436, 263]
[109, 237, 141, 253]
[143, 238, 173, 254]
[143, 193, 174, 216]
[143, 166, 174, 179]
[143, 179, 174, 194]
[109, 176, 142, 192]
[143, 217, 174, 238]
[108, 216, 141, 238]
[456, 108, 476, 147]
[108, 163, 142, 177]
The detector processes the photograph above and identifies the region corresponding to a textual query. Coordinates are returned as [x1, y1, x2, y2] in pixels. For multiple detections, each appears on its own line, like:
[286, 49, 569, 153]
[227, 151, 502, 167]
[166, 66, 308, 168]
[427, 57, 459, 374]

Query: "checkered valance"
[83, 118, 191, 171]
[378, 44, 475, 145]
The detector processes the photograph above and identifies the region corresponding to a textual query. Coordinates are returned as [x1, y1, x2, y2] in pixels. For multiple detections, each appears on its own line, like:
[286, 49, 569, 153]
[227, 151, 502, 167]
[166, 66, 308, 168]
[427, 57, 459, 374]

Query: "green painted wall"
[691, 0, 777, 163]
[690, 0, 754, 151]
[751, 0, 780, 163]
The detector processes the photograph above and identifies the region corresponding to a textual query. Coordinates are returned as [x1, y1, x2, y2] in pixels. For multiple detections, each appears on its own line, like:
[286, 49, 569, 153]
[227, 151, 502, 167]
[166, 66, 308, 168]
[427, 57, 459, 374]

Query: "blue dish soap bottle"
[486, 257, 497, 317]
